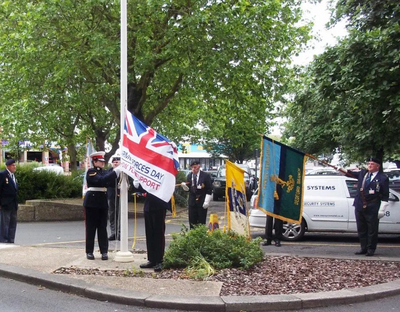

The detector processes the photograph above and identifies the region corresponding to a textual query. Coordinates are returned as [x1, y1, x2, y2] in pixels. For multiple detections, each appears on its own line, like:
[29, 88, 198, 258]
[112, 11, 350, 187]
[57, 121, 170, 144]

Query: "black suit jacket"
[0, 169, 18, 209]
[186, 171, 213, 207]
[350, 169, 389, 211]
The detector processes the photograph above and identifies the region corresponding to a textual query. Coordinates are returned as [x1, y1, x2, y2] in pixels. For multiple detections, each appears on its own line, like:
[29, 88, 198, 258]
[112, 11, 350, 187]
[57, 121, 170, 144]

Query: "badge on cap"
[90, 151, 106, 162]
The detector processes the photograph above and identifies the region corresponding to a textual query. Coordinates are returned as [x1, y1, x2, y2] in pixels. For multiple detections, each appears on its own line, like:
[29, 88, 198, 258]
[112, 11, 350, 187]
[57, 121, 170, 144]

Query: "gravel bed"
[54, 255, 400, 296]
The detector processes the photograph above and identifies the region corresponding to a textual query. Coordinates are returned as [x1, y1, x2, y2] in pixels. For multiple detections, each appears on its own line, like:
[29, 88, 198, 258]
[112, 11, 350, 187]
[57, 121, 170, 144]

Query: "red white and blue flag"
[120, 110, 179, 202]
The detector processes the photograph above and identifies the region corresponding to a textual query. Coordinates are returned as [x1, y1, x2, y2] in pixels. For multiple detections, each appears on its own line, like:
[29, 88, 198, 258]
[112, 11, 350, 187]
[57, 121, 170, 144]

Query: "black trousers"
[0, 204, 18, 243]
[265, 215, 283, 241]
[84, 206, 108, 254]
[188, 202, 208, 229]
[355, 206, 380, 251]
[144, 209, 166, 264]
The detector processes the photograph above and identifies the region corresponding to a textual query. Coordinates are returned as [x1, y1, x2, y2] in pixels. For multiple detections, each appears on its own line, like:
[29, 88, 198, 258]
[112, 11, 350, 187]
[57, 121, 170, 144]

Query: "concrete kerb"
[2, 262, 400, 311]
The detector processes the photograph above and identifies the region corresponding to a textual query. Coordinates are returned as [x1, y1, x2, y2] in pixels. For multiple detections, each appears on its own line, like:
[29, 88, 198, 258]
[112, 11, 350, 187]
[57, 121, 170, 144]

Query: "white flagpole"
[115, 0, 133, 262]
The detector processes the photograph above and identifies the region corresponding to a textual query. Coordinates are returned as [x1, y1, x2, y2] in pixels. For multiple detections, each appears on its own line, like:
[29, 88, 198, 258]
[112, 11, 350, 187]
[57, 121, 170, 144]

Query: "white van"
[249, 175, 400, 240]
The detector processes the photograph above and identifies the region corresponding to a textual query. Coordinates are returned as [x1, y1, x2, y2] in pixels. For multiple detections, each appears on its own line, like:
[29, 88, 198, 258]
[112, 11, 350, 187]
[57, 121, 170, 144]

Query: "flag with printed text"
[120, 111, 179, 202]
[257, 136, 306, 223]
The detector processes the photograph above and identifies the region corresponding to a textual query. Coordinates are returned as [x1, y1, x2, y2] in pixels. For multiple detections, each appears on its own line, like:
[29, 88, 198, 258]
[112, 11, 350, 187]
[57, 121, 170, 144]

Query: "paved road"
[9, 199, 400, 311]
[0, 276, 192, 312]
[14, 199, 400, 259]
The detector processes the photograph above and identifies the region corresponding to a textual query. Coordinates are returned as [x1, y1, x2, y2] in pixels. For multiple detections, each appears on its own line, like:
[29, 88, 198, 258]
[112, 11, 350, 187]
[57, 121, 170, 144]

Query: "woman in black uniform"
[83, 151, 120, 260]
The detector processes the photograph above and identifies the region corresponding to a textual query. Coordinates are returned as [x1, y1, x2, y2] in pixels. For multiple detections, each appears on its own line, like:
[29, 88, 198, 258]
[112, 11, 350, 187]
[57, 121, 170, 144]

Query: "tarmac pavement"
[1, 199, 400, 311]
[2, 243, 400, 312]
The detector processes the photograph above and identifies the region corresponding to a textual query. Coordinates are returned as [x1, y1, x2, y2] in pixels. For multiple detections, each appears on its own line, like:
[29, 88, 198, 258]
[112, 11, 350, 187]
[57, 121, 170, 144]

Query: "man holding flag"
[256, 136, 306, 240]
[119, 111, 179, 269]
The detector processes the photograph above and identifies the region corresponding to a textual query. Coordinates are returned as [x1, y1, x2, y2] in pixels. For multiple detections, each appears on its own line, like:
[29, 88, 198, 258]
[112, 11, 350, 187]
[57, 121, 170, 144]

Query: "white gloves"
[113, 167, 121, 177]
[203, 194, 212, 209]
[181, 182, 189, 191]
[133, 179, 140, 189]
[378, 201, 389, 219]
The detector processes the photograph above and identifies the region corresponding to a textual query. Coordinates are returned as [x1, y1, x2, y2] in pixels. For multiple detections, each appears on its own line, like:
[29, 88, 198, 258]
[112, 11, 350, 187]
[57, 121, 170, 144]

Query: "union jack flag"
[120, 110, 179, 202]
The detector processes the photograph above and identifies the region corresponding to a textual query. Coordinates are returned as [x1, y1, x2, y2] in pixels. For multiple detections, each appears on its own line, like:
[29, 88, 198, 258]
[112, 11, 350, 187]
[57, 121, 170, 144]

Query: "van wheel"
[213, 193, 219, 201]
[282, 220, 306, 241]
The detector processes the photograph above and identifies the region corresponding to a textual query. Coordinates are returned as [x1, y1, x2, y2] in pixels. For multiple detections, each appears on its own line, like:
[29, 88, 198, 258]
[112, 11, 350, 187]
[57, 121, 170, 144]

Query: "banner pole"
[115, 0, 133, 262]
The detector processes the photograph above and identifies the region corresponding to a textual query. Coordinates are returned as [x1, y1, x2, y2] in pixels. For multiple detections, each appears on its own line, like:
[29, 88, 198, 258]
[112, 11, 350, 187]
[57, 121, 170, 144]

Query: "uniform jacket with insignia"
[0, 169, 18, 209]
[186, 171, 213, 206]
[83, 167, 117, 209]
[350, 169, 389, 211]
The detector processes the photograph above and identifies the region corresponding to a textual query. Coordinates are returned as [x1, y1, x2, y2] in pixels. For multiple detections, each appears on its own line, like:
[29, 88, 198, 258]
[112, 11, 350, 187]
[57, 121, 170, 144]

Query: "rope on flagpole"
[131, 192, 138, 249]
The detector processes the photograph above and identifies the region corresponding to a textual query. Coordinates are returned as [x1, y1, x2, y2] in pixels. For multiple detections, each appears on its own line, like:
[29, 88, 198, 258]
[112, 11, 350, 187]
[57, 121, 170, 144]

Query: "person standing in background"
[181, 160, 212, 228]
[262, 215, 283, 247]
[0, 159, 18, 243]
[84, 151, 120, 260]
[107, 155, 121, 241]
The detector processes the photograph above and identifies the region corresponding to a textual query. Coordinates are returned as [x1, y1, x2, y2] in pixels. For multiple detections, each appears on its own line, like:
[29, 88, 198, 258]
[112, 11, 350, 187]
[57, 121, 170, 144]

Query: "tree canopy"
[284, 0, 400, 165]
[0, 0, 311, 165]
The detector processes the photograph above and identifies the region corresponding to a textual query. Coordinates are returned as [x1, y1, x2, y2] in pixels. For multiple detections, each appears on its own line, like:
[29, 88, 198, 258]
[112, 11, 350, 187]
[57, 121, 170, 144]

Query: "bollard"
[208, 214, 219, 232]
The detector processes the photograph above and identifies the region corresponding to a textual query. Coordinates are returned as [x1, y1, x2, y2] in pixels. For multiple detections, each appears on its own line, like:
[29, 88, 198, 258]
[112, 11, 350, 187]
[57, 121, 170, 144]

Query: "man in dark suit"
[346, 157, 389, 256]
[133, 179, 171, 272]
[181, 160, 213, 228]
[0, 159, 18, 243]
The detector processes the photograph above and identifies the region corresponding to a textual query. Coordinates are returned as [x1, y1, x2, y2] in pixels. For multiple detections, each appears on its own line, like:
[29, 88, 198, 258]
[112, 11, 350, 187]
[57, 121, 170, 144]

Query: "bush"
[7, 163, 82, 203]
[163, 225, 263, 274]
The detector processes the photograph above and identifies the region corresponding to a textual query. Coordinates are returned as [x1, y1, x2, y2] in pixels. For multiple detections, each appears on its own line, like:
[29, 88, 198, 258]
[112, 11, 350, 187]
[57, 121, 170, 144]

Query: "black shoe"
[262, 240, 272, 246]
[366, 250, 375, 257]
[355, 249, 367, 255]
[154, 263, 163, 272]
[275, 240, 281, 247]
[108, 235, 116, 241]
[101, 253, 108, 260]
[86, 253, 95, 260]
[140, 261, 155, 269]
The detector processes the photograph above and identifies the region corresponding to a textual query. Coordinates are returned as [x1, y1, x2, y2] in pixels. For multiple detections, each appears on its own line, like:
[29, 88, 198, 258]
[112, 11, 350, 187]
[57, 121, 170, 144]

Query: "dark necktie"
[366, 173, 371, 183]
[192, 173, 197, 192]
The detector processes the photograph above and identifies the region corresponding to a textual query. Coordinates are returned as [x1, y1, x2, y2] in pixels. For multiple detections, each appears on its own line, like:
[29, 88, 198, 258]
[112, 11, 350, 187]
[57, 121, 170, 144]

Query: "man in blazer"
[0, 159, 18, 243]
[181, 160, 213, 228]
[346, 157, 389, 256]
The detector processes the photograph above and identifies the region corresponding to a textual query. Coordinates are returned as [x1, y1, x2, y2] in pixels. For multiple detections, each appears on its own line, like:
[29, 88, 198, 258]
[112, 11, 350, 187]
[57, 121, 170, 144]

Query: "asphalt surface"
[1, 200, 400, 311]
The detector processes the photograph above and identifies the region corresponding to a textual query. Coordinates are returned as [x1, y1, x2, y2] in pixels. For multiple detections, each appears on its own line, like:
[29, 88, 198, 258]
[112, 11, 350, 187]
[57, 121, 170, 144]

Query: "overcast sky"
[294, 0, 348, 66]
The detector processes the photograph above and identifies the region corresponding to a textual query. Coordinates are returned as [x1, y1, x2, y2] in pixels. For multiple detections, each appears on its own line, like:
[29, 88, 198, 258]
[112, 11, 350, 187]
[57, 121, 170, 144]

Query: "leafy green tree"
[0, 0, 311, 163]
[284, 0, 400, 165]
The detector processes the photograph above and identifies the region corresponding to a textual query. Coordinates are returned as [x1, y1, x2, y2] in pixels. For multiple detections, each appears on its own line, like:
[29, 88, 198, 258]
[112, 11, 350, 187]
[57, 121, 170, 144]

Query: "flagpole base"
[114, 251, 134, 263]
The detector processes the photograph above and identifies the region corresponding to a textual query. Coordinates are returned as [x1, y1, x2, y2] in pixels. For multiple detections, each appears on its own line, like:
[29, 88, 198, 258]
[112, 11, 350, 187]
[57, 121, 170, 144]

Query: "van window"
[346, 180, 358, 198]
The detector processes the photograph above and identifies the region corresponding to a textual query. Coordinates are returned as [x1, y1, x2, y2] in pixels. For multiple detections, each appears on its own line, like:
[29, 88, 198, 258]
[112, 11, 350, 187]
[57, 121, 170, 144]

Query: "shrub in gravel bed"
[162, 225, 263, 274]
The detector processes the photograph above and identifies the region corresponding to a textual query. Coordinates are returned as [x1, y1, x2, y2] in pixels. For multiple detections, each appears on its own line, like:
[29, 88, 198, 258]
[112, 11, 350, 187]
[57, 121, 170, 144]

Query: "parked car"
[384, 169, 400, 192]
[249, 175, 400, 241]
[305, 167, 340, 176]
[33, 164, 64, 175]
[212, 164, 251, 201]
[203, 170, 218, 183]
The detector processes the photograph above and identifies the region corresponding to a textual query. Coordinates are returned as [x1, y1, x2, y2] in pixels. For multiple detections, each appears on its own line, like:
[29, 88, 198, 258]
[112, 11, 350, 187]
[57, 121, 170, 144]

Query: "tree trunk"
[68, 143, 77, 171]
